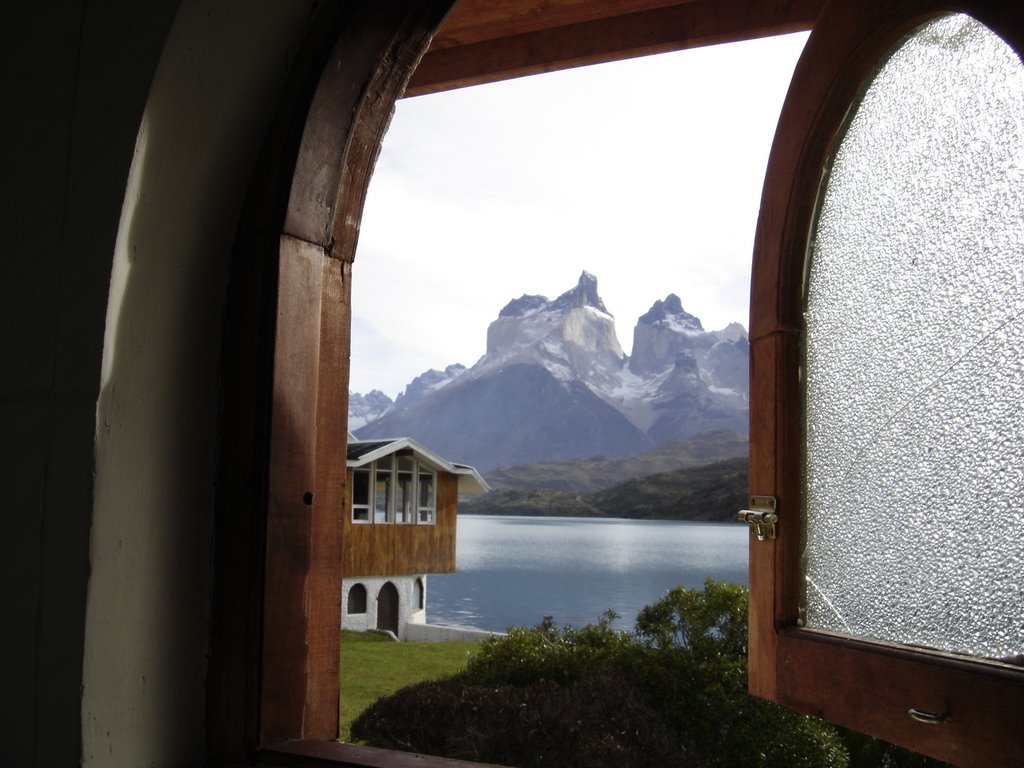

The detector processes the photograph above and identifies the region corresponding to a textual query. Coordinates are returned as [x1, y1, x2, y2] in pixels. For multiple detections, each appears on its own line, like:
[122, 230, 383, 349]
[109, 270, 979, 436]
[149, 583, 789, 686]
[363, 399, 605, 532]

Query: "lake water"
[426, 515, 749, 633]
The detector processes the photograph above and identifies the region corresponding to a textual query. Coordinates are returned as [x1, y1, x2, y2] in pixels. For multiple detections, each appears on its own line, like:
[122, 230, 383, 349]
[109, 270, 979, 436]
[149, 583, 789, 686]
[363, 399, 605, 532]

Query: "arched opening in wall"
[413, 577, 424, 611]
[376, 582, 400, 634]
[214, 3, 1024, 765]
[347, 583, 367, 615]
[348, 29, 806, 634]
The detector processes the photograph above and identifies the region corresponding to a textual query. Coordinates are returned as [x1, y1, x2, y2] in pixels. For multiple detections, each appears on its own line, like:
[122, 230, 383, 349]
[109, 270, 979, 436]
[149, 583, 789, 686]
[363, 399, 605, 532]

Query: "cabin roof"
[347, 437, 490, 494]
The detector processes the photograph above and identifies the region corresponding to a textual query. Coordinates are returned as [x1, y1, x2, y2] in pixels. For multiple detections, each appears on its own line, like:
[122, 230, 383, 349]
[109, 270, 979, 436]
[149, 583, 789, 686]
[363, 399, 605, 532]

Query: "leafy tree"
[463, 609, 632, 687]
[635, 579, 748, 656]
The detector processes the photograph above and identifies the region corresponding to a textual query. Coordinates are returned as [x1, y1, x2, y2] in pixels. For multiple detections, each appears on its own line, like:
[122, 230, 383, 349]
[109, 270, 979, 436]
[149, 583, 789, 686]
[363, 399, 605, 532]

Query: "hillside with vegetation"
[461, 435, 748, 522]
[483, 429, 748, 492]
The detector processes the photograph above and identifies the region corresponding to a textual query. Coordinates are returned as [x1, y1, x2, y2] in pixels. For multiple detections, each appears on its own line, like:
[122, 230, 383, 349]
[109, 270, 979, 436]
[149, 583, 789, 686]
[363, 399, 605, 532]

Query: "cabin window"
[417, 469, 435, 524]
[351, 469, 371, 523]
[352, 458, 437, 525]
[396, 456, 415, 524]
[347, 583, 368, 614]
[374, 457, 393, 524]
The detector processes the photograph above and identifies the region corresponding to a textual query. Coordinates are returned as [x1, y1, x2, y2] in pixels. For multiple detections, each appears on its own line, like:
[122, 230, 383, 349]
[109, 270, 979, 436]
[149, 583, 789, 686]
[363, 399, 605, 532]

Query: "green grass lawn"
[339, 630, 481, 741]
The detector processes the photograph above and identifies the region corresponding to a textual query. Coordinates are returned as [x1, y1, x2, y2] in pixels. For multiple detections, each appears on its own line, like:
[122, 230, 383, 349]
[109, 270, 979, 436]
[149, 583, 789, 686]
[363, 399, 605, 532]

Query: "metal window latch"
[738, 496, 778, 541]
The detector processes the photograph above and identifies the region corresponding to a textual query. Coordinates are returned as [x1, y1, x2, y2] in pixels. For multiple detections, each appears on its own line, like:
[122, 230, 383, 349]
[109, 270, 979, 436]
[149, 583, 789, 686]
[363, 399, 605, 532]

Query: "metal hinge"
[738, 496, 778, 541]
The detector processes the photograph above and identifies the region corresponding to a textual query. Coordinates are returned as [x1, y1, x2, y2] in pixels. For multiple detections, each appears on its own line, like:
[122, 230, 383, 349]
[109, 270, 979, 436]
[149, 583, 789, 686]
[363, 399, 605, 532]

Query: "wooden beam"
[262, 0, 456, 746]
[777, 630, 1024, 768]
[430, 0, 695, 49]
[406, 0, 824, 96]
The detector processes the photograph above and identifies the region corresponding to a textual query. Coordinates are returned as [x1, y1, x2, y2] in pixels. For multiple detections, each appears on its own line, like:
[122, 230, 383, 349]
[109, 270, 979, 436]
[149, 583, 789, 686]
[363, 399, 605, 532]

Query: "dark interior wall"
[0, 3, 180, 764]
[0, 2, 317, 765]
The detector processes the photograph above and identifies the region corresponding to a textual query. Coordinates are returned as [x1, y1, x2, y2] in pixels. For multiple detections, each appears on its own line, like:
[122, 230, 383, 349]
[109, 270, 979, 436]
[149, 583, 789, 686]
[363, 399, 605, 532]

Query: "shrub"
[460, 610, 633, 687]
[635, 579, 748, 657]
[352, 581, 947, 767]
[350, 670, 680, 767]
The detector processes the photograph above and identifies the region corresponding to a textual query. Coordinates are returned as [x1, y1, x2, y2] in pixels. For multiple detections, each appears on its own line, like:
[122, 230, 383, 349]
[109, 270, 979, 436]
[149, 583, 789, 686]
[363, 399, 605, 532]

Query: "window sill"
[259, 739, 498, 768]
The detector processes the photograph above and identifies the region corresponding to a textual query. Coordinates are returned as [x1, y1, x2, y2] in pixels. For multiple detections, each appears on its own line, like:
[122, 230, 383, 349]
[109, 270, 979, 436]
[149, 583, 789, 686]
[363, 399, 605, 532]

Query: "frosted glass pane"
[803, 14, 1024, 663]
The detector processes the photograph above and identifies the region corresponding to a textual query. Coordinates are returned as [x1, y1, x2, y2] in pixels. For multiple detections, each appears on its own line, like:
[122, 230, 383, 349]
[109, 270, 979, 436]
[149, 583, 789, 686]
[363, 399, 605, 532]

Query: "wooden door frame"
[259, 0, 456, 750]
[748, 1, 1024, 765]
[208, 2, 459, 764]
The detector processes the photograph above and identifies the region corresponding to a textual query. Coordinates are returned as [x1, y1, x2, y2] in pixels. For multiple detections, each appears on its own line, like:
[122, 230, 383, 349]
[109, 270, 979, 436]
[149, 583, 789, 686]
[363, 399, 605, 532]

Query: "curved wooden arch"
[749, 1, 1024, 763]
[261, 0, 456, 746]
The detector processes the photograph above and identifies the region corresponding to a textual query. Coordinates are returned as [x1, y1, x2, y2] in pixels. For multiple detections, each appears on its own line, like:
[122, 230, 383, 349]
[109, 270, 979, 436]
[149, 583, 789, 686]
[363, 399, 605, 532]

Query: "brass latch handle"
[738, 496, 778, 541]
[908, 708, 948, 724]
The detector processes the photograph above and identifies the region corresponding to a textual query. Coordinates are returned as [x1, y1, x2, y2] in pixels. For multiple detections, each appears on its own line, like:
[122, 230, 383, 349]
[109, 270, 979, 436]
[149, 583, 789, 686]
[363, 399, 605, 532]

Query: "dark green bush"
[351, 580, 948, 767]
[351, 670, 680, 768]
[461, 609, 633, 687]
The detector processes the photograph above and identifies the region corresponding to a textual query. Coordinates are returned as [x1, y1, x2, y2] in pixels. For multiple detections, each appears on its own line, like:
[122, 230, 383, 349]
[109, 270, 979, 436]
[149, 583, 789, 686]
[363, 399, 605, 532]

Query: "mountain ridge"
[458, 456, 748, 522]
[352, 272, 748, 471]
[483, 430, 748, 493]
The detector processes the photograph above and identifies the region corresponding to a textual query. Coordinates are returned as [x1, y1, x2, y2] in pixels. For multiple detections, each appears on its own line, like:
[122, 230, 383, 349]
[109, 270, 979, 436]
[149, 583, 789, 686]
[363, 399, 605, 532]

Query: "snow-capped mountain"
[477, 271, 627, 395]
[350, 272, 747, 470]
[393, 364, 467, 409]
[347, 389, 394, 430]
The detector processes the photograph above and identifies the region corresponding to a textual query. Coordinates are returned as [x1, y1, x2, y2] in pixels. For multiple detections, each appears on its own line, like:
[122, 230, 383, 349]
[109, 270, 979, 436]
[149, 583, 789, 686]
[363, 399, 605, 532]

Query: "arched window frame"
[207, 0, 1024, 766]
[748, 1, 1024, 764]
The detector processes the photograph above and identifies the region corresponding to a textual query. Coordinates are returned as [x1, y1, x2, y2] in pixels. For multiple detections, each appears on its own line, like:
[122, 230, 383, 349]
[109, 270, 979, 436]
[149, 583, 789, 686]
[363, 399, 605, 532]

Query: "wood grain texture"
[406, 0, 824, 96]
[429, 0, 692, 48]
[258, 738, 496, 767]
[778, 631, 1024, 768]
[284, 1, 454, 262]
[260, 0, 455, 749]
[262, 236, 325, 744]
[341, 472, 457, 577]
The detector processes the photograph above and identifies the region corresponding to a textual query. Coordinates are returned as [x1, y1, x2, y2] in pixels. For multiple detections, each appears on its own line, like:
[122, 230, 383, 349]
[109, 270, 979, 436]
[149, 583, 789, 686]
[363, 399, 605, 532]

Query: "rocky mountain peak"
[549, 271, 610, 315]
[394, 364, 467, 409]
[348, 389, 394, 430]
[352, 273, 748, 470]
[637, 293, 703, 331]
[484, 272, 623, 375]
[499, 293, 549, 319]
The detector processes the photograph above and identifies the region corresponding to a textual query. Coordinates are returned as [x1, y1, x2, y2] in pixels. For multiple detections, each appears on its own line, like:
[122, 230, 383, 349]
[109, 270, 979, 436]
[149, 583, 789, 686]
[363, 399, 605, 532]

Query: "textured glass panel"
[803, 14, 1024, 662]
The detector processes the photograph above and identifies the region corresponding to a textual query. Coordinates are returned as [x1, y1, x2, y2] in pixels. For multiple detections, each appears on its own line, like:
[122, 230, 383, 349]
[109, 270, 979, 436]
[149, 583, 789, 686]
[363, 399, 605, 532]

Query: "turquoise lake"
[426, 515, 749, 633]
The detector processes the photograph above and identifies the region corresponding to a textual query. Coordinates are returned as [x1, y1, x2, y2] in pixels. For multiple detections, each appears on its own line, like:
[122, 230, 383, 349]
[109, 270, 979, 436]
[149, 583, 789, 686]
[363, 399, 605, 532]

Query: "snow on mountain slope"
[347, 389, 394, 430]
[350, 272, 748, 468]
[474, 272, 626, 393]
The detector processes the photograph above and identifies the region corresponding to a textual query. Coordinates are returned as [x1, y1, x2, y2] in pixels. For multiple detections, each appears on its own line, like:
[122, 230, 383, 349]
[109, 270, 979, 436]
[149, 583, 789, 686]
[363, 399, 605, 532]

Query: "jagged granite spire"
[499, 293, 549, 319]
[354, 275, 748, 469]
[637, 294, 702, 330]
[549, 271, 610, 314]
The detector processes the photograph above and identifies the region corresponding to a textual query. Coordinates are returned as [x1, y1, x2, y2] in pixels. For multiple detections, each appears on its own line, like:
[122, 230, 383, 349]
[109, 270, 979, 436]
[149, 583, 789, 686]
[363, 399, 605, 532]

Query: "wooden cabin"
[341, 438, 488, 638]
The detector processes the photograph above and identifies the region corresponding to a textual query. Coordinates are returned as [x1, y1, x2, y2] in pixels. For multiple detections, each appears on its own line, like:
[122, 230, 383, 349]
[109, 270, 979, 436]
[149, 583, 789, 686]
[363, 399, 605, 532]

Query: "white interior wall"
[82, 3, 315, 764]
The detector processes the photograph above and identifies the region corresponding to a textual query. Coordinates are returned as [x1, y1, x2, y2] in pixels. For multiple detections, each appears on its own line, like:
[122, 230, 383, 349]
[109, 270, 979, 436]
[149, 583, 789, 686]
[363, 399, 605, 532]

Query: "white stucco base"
[341, 575, 427, 641]
[404, 624, 504, 642]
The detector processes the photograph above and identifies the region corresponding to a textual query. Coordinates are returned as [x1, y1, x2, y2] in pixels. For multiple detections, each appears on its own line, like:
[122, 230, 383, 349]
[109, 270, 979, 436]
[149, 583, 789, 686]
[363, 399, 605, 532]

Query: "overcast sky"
[351, 31, 809, 398]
